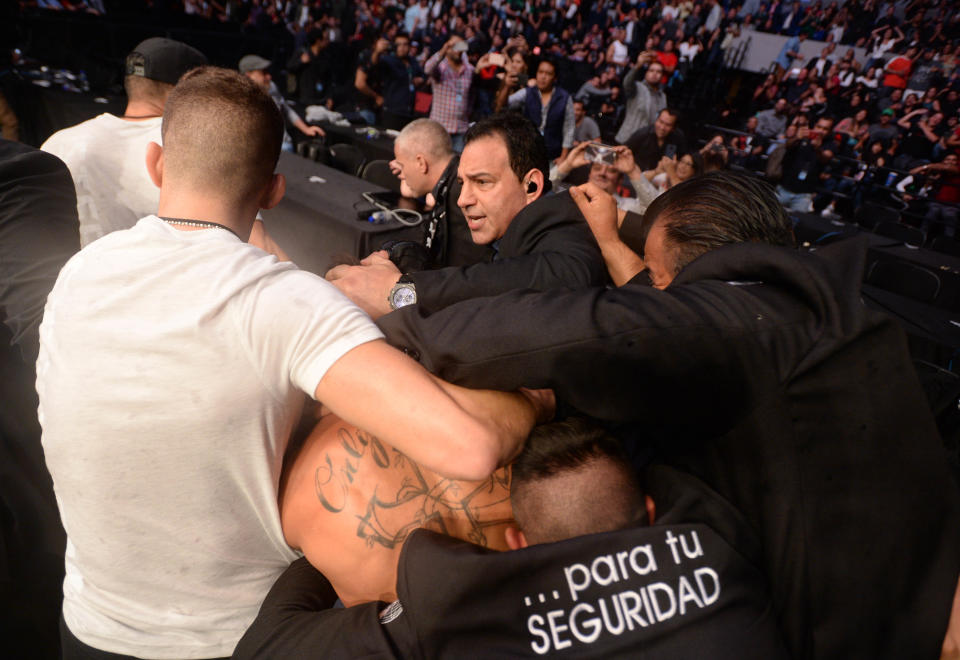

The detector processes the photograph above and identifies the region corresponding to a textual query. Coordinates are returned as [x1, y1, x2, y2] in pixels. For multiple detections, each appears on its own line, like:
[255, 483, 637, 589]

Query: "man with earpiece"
[327, 112, 609, 319]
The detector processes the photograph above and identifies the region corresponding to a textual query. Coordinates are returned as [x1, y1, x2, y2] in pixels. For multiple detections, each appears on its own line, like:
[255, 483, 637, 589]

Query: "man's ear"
[259, 173, 286, 210]
[416, 153, 428, 174]
[504, 526, 529, 550]
[645, 495, 656, 525]
[523, 168, 546, 203]
[145, 142, 163, 189]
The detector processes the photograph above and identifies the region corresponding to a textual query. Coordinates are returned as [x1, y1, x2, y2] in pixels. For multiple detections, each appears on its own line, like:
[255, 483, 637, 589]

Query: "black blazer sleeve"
[232, 558, 412, 659]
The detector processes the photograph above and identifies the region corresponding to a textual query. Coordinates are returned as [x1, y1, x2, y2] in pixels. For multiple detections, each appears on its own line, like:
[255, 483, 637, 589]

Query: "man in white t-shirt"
[42, 37, 207, 247]
[38, 66, 548, 660]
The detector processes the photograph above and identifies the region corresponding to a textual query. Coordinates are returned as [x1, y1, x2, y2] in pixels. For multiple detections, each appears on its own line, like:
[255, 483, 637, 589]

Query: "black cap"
[126, 37, 208, 85]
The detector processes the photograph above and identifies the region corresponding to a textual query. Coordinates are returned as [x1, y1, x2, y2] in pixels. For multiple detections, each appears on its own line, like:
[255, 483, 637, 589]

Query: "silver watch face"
[392, 285, 417, 308]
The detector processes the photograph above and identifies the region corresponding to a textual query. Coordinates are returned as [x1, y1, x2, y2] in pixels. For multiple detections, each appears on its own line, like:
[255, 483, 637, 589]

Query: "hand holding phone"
[488, 53, 506, 67]
[584, 143, 618, 166]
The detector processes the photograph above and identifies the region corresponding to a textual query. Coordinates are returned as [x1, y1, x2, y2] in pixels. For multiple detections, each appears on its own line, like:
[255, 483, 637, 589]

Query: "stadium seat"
[872, 220, 925, 248]
[865, 260, 941, 304]
[361, 160, 401, 193]
[328, 143, 366, 177]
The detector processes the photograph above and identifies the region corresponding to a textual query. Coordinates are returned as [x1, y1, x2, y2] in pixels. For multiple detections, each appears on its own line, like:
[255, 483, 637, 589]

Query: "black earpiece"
[527, 181, 538, 194]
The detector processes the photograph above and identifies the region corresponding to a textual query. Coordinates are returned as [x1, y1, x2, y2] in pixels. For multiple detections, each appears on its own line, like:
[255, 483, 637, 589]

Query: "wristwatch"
[388, 277, 417, 310]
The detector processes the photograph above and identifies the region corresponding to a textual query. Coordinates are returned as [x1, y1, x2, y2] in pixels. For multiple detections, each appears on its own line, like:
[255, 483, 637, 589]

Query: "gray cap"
[239, 54, 272, 73]
[126, 38, 208, 85]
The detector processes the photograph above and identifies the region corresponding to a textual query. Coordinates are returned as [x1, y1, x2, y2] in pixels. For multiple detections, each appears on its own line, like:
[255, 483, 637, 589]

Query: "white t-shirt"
[610, 39, 629, 66]
[679, 42, 701, 63]
[42, 114, 162, 247]
[37, 217, 384, 659]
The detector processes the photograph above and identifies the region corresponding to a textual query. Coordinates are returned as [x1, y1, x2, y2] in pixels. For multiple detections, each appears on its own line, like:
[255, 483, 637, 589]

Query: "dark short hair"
[511, 418, 645, 544]
[512, 418, 634, 483]
[464, 112, 550, 186]
[659, 107, 679, 123]
[163, 66, 283, 202]
[643, 171, 795, 275]
[307, 29, 327, 45]
[535, 57, 556, 73]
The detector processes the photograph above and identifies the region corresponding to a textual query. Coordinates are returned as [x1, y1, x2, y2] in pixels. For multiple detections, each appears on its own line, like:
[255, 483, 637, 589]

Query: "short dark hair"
[464, 112, 550, 187]
[163, 67, 283, 202]
[536, 57, 556, 73]
[659, 107, 679, 123]
[511, 418, 644, 544]
[642, 171, 795, 275]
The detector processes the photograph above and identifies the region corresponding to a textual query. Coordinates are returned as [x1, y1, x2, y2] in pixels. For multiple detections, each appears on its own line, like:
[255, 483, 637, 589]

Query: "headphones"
[526, 180, 538, 194]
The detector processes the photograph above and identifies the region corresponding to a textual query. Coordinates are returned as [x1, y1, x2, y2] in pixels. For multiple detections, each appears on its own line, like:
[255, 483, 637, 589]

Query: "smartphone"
[584, 143, 618, 166]
[663, 144, 677, 159]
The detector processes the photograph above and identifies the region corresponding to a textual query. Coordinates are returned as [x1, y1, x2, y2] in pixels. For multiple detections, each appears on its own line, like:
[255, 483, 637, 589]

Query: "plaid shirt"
[425, 51, 473, 135]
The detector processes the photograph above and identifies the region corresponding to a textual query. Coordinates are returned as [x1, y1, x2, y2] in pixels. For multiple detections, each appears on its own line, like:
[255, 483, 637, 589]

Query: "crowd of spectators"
[16, 0, 960, 236]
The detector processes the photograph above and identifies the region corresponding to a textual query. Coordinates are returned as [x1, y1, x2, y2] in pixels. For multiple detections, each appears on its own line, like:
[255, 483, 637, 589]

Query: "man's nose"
[458, 182, 475, 209]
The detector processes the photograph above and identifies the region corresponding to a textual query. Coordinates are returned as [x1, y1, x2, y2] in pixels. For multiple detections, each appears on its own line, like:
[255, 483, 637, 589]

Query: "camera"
[584, 143, 617, 166]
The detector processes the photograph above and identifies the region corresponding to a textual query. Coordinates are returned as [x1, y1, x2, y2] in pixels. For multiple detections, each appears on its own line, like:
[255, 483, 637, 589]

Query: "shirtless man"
[280, 414, 513, 606]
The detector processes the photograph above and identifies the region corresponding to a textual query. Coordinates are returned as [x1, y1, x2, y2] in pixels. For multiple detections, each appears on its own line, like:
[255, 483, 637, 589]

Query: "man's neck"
[157, 189, 258, 242]
[429, 153, 455, 191]
[122, 98, 164, 121]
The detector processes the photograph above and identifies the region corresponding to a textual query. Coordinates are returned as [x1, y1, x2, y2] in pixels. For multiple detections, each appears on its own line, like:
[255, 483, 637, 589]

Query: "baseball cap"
[126, 38, 207, 85]
[239, 54, 272, 73]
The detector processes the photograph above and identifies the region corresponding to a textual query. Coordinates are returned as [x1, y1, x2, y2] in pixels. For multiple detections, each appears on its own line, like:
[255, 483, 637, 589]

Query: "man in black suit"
[377, 172, 960, 660]
[327, 113, 607, 318]
[386, 118, 491, 270]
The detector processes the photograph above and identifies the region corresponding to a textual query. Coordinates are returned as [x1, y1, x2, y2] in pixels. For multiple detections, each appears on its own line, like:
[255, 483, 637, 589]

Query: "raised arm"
[314, 339, 551, 480]
[569, 182, 645, 286]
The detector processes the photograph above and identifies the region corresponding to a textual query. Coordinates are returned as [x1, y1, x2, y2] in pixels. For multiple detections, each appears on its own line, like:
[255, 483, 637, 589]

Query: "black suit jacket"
[407, 190, 608, 315]
[379, 237, 960, 660]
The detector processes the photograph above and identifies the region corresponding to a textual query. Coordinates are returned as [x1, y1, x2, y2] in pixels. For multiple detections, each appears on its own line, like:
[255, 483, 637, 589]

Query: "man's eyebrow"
[460, 170, 495, 180]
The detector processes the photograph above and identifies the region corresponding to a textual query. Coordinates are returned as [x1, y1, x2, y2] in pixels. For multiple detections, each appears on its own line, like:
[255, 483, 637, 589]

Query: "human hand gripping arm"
[569, 182, 645, 286]
[314, 339, 554, 480]
[325, 250, 400, 320]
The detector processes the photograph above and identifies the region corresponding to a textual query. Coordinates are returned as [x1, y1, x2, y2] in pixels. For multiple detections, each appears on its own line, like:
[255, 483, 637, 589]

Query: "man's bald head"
[396, 118, 453, 163]
[161, 66, 282, 204]
[391, 118, 454, 197]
